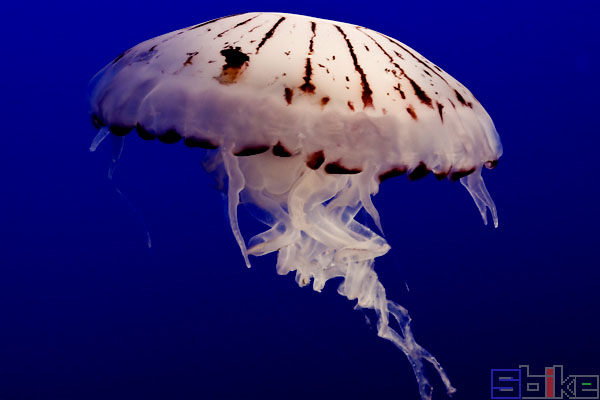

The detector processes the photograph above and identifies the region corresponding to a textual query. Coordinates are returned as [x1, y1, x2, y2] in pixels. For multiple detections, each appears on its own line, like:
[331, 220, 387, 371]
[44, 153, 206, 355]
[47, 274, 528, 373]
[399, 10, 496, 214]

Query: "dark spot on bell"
[136, 123, 155, 140]
[234, 145, 270, 156]
[406, 106, 418, 120]
[306, 151, 325, 170]
[394, 83, 406, 100]
[183, 51, 199, 66]
[284, 87, 293, 105]
[485, 160, 498, 169]
[436, 101, 445, 123]
[454, 89, 473, 108]
[321, 97, 330, 106]
[299, 58, 316, 94]
[158, 129, 182, 144]
[218, 46, 250, 84]
[378, 167, 407, 182]
[273, 142, 292, 157]
[248, 23, 263, 33]
[408, 78, 433, 108]
[347, 101, 355, 111]
[187, 16, 230, 31]
[148, 45, 157, 52]
[449, 167, 476, 181]
[325, 162, 362, 174]
[335, 25, 373, 109]
[408, 163, 430, 180]
[184, 137, 218, 149]
[112, 51, 127, 64]
[255, 17, 286, 54]
[345, 76, 349, 82]
[221, 46, 249, 68]
[91, 114, 104, 128]
[110, 125, 133, 137]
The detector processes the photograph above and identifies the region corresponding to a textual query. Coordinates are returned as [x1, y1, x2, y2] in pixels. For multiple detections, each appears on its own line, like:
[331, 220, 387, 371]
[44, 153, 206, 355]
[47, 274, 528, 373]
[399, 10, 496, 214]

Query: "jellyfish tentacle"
[109, 135, 125, 180]
[460, 168, 498, 228]
[288, 172, 387, 255]
[247, 222, 299, 256]
[323, 178, 357, 212]
[357, 164, 384, 234]
[87, 126, 126, 180]
[110, 137, 152, 249]
[245, 189, 301, 256]
[386, 301, 457, 398]
[208, 152, 454, 400]
[91, 129, 151, 249]
[288, 171, 351, 248]
[111, 184, 153, 249]
[221, 148, 251, 268]
[89, 127, 110, 152]
[202, 151, 227, 191]
[339, 260, 455, 400]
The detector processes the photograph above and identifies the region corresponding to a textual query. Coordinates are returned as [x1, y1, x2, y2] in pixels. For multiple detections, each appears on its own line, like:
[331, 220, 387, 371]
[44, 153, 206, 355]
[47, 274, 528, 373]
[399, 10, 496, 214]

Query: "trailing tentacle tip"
[89, 127, 110, 152]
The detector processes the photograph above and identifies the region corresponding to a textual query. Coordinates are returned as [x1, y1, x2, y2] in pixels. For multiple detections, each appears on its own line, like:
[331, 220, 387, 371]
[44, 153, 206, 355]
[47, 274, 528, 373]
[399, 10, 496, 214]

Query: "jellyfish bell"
[88, 12, 501, 400]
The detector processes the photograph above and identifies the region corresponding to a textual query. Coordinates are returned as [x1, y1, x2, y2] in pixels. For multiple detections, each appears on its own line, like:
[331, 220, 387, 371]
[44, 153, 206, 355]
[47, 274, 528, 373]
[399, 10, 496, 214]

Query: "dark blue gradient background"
[1, 1, 598, 399]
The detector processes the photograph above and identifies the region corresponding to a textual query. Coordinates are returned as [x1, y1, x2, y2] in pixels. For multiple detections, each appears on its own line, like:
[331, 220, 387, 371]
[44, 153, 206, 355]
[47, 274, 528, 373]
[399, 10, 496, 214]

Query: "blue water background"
[1, 1, 599, 399]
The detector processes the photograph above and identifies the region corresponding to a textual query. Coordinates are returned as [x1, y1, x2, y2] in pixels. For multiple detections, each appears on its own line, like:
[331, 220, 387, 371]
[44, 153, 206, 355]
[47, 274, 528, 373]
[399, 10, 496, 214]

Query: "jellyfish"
[88, 12, 502, 400]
